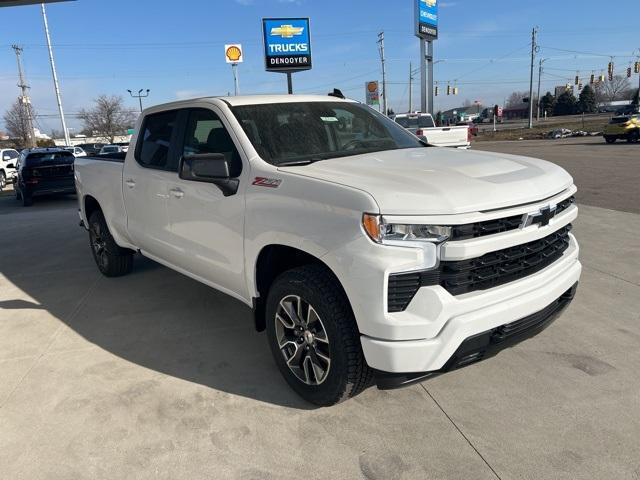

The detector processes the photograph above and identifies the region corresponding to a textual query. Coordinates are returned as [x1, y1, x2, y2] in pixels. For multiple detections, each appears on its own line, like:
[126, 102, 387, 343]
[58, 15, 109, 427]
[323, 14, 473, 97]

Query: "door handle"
[125, 179, 136, 189]
[169, 188, 184, 199]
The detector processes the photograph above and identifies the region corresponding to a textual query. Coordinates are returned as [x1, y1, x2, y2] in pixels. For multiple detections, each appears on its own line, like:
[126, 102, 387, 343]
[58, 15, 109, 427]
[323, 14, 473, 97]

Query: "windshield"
[394, 115, 435, 129]
[3, 150, 18, 160]
[231, 101, 425, 166]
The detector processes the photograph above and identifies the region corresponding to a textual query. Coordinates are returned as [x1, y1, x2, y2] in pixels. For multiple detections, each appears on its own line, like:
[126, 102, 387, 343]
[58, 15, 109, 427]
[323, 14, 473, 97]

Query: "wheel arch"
[252, 244, 352, 333]
[83, 194, 102, 223]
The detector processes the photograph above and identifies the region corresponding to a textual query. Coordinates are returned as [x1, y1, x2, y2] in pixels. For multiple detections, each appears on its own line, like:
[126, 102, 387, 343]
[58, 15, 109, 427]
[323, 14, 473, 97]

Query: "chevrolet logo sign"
[521, 205, 557, 229]
[422, 0, 437, 6]
[271, 25, 304, 38]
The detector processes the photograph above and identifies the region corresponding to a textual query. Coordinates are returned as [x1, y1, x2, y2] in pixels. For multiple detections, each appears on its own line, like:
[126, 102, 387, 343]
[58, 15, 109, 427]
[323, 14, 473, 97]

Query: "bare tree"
[79, 95, 137, 143]
[505, 91, 530, 109]
[593, 75, 631, 103]
[3, 98, 35, 146]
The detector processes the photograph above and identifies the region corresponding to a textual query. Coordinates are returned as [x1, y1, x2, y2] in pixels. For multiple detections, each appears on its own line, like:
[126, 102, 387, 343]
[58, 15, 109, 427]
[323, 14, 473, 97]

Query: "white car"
[0, 148, 20, 190]
[74, 95, 581, 405]
[98, 145, 123, 155]
[394, 112, 471, 148]
[64, 146, 87, 157]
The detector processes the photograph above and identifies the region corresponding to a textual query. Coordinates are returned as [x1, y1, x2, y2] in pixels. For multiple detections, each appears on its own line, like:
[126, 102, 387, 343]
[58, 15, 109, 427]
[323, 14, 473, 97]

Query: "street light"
[128, 89, 150, 113]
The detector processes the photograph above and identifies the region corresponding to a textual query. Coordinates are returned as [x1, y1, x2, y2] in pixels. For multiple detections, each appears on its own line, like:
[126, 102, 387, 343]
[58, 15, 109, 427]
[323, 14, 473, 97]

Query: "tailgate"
[422, 126, 469, 148]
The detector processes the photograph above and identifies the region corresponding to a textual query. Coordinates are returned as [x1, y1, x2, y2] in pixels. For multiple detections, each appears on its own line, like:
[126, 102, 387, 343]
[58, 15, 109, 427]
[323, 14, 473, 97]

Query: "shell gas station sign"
[225, 44, 244, 64]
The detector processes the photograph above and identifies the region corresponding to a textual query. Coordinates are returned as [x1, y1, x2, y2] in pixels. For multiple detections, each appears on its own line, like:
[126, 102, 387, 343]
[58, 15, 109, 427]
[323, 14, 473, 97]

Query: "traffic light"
[635, 62, 640, 74]
[574, 75, 579, 85]
[599, 74, 606, 83]
[627, 67, 632, 78]
[493, 104, 499, 117]
[608, 61, 614, 81]
[578, 82, 583, 90]
[435, 85, 439, 96]
[446, 85, 451, 95]
[590, 73, 595, 84]
[453, 87, 459, 95]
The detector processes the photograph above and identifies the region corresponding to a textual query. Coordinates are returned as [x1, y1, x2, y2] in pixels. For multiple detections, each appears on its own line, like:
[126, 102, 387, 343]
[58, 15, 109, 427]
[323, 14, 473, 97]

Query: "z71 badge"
[252, 177, 282, 188]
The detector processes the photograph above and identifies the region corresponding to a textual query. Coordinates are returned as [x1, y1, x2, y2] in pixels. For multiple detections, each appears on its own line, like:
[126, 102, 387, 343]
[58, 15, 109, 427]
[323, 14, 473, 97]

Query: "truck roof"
[145, 94, 356, 113]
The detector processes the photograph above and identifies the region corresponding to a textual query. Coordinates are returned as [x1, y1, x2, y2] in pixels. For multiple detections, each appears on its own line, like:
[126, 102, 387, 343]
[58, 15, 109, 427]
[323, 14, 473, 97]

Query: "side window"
[135, 110, 179, 170]
[182, 109, 242, 177]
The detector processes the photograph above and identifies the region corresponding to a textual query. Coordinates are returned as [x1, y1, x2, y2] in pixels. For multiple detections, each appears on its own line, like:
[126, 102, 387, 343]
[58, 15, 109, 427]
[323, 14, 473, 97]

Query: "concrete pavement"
[0, 193, 639, 479]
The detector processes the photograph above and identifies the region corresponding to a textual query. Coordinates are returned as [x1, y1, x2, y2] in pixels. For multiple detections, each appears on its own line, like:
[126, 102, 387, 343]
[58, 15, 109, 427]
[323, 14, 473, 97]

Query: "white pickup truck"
[0, 148, 20, 190]
[393, 112, 470, 148]
[75, 94, 581, 406]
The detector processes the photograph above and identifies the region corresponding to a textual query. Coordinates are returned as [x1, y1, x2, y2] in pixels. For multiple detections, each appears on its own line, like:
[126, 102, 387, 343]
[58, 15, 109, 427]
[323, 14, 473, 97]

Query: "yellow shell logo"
[367, 82, 378, 93]
[226, 46, 242, 62]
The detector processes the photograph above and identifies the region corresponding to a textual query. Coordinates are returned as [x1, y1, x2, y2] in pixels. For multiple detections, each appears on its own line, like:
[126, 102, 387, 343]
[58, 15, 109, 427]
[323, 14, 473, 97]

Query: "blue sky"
[1, 0, 638, 134]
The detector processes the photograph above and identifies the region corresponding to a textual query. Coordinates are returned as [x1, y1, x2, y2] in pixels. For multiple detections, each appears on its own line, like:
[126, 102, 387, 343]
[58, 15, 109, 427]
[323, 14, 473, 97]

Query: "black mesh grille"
[449, 196, 575, 241]
[387, 225, 572, 311]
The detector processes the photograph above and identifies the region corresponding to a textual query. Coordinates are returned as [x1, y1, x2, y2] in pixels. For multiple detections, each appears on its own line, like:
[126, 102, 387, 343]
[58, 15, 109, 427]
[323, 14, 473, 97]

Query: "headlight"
[362, 213, 451, 245]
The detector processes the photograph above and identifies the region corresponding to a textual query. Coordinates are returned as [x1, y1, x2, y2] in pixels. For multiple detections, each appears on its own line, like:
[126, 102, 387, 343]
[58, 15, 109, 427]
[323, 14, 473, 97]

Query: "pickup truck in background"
[0, 148, 19, 191]
[75, 94, 581, 406]
[393, 112, 471, 148]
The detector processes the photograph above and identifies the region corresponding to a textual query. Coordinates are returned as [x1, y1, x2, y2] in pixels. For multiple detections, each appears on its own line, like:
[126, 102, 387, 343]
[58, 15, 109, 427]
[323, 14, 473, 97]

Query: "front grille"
[450, 195, 575, 241]
[387, 225, 572, 311]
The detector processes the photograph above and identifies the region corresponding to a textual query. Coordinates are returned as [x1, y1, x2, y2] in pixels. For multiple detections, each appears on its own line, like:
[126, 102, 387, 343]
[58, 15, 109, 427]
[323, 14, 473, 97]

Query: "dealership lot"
[1, 140, 639, 479]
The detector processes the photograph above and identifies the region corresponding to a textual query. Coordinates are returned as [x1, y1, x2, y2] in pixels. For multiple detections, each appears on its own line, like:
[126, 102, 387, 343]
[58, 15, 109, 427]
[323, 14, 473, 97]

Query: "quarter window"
[136, 110, 179, 170]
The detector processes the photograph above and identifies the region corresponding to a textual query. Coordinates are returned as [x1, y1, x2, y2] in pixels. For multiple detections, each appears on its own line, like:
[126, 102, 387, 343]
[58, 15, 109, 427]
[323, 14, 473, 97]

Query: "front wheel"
[88, 210, 134, 277]
[0, 172, 5, 191]
[266, 265, 372, 406]
[627, 130, 640, 143]
[604, 135, 616, 144]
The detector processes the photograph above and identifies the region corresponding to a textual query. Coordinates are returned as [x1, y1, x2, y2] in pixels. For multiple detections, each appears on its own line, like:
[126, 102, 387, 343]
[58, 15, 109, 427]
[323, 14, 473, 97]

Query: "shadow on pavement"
[0, 195, 315, 410]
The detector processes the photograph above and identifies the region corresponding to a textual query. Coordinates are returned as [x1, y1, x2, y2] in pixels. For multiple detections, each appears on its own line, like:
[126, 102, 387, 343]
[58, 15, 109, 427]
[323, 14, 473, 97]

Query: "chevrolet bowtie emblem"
[270, 25, 304, 38]
[521, 205, 558, 229]
[422, 0, 437, 6]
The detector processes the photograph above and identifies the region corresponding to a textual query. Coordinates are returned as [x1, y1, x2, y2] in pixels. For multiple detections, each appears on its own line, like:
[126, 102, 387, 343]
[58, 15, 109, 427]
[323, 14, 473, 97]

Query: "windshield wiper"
[276, 159, 315, 167]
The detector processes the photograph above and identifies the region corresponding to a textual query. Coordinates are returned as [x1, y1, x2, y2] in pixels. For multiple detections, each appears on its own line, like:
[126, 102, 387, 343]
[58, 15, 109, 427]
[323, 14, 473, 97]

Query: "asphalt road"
[1, 141, 639, 479]
[474, 136, 640, 214]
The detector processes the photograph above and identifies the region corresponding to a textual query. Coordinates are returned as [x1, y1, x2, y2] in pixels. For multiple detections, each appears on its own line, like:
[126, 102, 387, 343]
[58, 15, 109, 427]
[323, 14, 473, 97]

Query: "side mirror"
[179, 153, 239, 197]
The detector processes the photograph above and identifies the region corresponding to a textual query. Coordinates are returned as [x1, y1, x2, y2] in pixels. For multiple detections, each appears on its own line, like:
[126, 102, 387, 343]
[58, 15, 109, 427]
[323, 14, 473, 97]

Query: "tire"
[15, 186, 22, 201]
[604, 136, 616, 144]
[22, 193, 33, 207]
[265, 265, 373, 406]
[627, 130, 640, 143]
[0, 172, 5, 191]
[88, 210, 134, 277]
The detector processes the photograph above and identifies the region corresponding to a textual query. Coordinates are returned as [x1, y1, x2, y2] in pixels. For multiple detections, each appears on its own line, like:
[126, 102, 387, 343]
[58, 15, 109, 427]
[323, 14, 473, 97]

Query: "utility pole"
[528, 27, 538, 129]
[537, 58, 546, 121]
[11, 45, 37, 148]
[128, 89, 150, 112]
[41, 3, 70, 146]
[232, 63, 240, 96]
[377, 32, 388, 116]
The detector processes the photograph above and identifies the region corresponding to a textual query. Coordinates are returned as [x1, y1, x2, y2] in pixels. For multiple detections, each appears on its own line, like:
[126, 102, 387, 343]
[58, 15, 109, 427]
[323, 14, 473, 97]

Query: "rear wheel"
[604, 135, 616, 144]
[265, 265, 372, 406]
[0, 172, 5, 191]
[22, 192, 33, 207]
[15, 186, 22, 201]
[88, 210, 134, 277]
[627, 130, 640, 143]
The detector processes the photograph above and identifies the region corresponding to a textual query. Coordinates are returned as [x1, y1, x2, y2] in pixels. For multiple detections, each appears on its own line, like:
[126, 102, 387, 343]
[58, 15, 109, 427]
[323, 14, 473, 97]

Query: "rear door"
[164, 106, 248, 299]
[123, 109, 180, 260]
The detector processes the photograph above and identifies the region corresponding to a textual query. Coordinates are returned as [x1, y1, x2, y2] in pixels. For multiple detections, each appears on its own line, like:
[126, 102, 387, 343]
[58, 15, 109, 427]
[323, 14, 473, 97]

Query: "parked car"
[63, 146, 87, 157]
[98, 145, 124, 155]
[75, 95, 581, 405]
[603, 115, 640, 143]
[114, 142, 130, 153]
[76, 143, 106, 156]
[0, 148, 20, 191]
[14, 148, 76, 206]
[393, 112, 470, 148]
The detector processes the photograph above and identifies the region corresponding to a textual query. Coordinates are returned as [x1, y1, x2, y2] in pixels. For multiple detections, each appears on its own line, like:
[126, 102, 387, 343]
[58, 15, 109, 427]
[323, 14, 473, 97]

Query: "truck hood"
[281, 147, 573, 215]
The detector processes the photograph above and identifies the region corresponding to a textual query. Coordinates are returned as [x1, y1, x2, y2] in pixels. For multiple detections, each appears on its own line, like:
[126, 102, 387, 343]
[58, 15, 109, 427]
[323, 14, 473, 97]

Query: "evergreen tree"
[553, 91, 577, 116]
[540, 92, 555, 117]
[577, 85, 597, 113]
[631, 88, 640, 109]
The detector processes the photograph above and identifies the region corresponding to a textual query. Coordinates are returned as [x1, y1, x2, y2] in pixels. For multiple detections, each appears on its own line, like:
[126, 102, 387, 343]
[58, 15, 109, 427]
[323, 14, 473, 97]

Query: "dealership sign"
[365, 81, 380, 106]
[415, 0, 438, 40]
[262, 18, 312, 72]
[225, 44, 244, 64]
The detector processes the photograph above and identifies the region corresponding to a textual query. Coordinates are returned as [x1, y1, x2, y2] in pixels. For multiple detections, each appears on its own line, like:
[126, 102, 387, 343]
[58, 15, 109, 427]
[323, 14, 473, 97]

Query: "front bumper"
[374, 282, 578, 389]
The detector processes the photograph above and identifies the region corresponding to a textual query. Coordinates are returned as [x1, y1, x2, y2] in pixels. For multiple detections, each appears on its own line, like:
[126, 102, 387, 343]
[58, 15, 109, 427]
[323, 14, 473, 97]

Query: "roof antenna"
[328, 88, 345, 99]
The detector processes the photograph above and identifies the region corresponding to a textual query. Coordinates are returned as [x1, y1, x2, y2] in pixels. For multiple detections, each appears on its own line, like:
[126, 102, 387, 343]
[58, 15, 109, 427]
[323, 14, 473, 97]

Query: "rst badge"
[252, 177, 282, 188]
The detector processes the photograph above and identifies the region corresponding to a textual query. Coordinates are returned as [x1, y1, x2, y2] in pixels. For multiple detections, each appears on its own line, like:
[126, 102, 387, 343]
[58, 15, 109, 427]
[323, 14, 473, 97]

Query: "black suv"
[15, 148, 76, 207]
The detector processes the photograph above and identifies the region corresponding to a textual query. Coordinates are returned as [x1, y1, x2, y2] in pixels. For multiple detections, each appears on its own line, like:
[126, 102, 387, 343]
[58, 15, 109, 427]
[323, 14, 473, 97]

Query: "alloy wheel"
[275, 295, 331, 386]
[90, 221, 109, 270]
